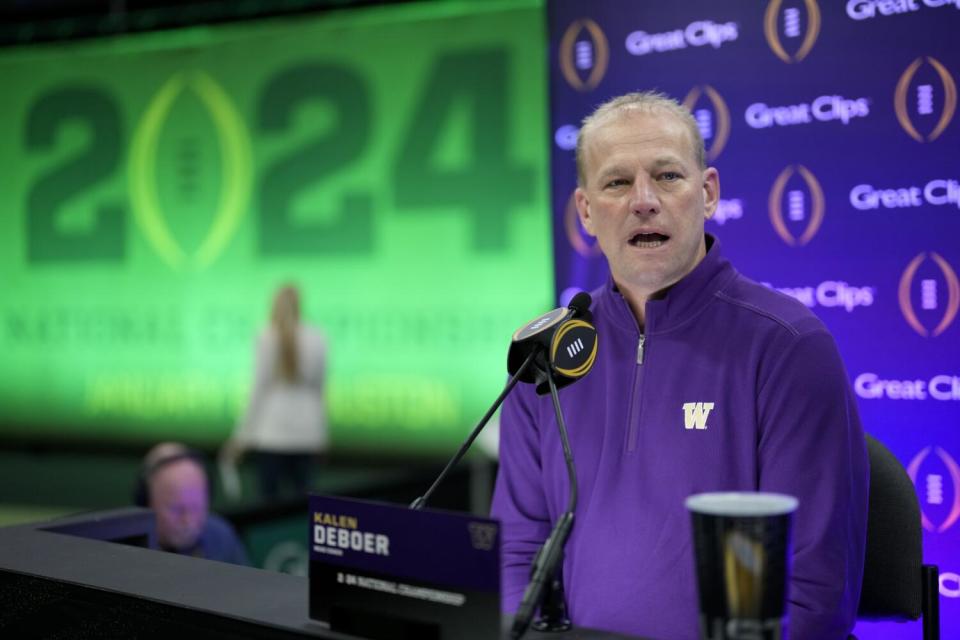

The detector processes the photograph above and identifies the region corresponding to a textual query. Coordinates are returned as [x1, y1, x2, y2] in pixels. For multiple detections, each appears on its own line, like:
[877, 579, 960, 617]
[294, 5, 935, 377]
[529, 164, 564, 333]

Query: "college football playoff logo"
[682, 85, 731, 163]
[559, 18, 609, 92]
[565, 191, 602, 258]
[765, 0, 821, 63]
[907, 446, 960, 534]
[768, 165, 825, 246]
[895, 56, 957, 142]
[129, 70, 252, 271]
[899, 252, 960, 337]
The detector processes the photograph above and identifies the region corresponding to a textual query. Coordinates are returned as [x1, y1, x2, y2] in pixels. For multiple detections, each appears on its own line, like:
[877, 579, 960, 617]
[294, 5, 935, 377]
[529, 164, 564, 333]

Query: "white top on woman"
[232, 324, 328, 453]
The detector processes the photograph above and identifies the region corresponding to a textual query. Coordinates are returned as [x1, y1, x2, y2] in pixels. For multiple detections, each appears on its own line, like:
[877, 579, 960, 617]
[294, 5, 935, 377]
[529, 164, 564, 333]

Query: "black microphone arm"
[410, 292, 593, 639]
[510, 369, 579, 640]
[410, 348, 538, 510]
[411, 292, 593, 511]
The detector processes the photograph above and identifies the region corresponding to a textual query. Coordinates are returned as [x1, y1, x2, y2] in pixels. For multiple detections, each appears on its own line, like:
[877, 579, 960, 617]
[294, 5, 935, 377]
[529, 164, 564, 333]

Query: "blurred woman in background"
[223, 284, 328, 500]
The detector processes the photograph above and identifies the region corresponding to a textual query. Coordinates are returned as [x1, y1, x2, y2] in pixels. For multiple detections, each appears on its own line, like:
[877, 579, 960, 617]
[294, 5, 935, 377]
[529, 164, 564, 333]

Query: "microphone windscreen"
[568, 291, 592, 322]
[568, 291, 591, 312]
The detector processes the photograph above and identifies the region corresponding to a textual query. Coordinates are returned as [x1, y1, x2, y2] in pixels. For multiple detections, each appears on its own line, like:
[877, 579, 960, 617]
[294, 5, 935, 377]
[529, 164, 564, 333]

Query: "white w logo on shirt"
[682, 402, 715, 430]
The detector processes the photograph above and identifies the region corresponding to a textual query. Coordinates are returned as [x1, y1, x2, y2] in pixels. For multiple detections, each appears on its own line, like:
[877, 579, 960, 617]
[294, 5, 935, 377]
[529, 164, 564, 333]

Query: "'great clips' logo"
[129, 70, 253, 271]
[768, 165, 825, 246]
[895, 56, 957, 142]
[559, 19, 609, 92]
[765, 0, 821, 63]
[682, 85, 731, 162]
[848, 1, 960, 21]
[899, 252, 960, 337]
[625, 19, 738, 57]
[907, 446, 960, 534]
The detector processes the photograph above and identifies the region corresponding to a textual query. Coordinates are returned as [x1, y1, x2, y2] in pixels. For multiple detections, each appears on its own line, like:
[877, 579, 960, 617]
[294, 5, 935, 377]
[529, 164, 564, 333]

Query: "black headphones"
[133, 448, 207, 507]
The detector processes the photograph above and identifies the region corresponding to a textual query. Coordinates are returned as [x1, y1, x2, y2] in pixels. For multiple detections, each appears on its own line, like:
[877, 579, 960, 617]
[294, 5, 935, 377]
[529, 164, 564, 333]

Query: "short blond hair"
[576, 91, 706, 186]
[143, 442, 194, 470]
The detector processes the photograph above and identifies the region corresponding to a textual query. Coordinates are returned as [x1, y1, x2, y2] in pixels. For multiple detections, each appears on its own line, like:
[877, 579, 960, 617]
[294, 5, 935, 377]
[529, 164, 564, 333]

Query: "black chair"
[856, 434, 940, 639]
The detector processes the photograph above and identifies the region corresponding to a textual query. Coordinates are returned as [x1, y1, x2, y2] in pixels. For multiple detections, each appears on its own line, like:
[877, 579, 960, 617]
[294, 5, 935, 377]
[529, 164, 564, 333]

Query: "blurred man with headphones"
[137, 442, 249, 565]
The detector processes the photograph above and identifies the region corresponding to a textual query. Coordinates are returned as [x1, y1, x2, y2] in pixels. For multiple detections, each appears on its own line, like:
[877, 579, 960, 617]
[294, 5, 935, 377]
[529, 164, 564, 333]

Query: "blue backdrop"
[546, 1, 960, 638]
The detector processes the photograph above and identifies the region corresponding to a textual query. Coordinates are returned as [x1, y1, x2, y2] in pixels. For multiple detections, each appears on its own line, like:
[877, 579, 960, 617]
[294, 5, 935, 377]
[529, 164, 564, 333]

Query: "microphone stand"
[407, 335, 583, 638]
[410, 349, 538, 510]
[511, 369, 578, 639]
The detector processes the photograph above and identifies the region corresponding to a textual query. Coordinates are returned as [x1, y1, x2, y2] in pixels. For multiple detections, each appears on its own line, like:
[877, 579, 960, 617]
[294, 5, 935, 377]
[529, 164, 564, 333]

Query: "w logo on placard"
[765, 0, 821, 63]
[898, 252, 960, 337]
[467, 522, 498, 551]
[895, 57, 957, 142]
[683, 402, 715, 430]
[559, 18, 609, 92]
[566, 338, 584, 359]
[768, 165, 825, 246]
[907, 446, 960, 534]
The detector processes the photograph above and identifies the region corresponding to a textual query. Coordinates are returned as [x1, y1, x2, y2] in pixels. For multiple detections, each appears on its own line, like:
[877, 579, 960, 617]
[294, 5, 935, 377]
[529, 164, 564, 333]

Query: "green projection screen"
[0, 1, 551, 453]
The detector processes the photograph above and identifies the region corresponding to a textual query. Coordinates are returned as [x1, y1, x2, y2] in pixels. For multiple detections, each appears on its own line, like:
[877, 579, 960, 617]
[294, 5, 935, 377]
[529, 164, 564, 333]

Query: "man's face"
[149, 459, 209, 552]
[575, 110, 719, 301]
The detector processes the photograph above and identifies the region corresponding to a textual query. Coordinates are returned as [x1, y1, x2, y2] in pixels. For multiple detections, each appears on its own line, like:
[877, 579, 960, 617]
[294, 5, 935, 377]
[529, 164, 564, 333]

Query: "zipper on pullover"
[626, 334, 646, 452]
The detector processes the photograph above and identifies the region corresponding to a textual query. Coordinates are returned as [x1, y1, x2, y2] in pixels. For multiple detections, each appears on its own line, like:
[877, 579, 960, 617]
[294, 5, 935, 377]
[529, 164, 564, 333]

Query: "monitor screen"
[0, 1, 551, 454]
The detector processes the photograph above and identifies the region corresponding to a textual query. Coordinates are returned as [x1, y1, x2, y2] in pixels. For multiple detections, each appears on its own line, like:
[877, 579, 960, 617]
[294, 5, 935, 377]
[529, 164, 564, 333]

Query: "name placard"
[308, 494, 500, 640]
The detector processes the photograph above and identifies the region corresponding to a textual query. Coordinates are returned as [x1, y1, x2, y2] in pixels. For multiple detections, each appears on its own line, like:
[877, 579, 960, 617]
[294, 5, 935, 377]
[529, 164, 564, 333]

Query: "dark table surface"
[0, 508, 646, 639]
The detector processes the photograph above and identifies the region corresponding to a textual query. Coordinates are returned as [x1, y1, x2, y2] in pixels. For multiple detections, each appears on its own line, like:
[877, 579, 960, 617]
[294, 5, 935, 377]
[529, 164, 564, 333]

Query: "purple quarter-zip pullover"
[491, 235, 868, 640]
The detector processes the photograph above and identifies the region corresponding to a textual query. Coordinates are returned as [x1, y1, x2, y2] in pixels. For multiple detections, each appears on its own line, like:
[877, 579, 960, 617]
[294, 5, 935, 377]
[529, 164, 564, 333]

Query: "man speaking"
[491, 92, 868, 639]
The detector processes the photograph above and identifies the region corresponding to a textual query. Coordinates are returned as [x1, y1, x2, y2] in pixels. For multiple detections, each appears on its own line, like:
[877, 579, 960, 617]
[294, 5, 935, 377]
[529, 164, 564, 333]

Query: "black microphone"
[409, 349, 538, 511]
[509, 293, 596, 639]
[510, 371, 581, 639]
[512, 511, 574, 637]
[507, 292, 597, 396]
[410, 293, 595, 510]
[566, 290, 593, 321]
[408, 294, 594, 637]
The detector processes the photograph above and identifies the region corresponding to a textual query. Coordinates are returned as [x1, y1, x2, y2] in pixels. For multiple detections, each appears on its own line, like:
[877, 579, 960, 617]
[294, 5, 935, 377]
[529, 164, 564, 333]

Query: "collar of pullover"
[600, 233, 737, 336]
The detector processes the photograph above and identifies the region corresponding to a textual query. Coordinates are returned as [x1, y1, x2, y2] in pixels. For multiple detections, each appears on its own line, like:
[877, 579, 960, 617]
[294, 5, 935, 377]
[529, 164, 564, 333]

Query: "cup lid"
[684, 492, 798, 516]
